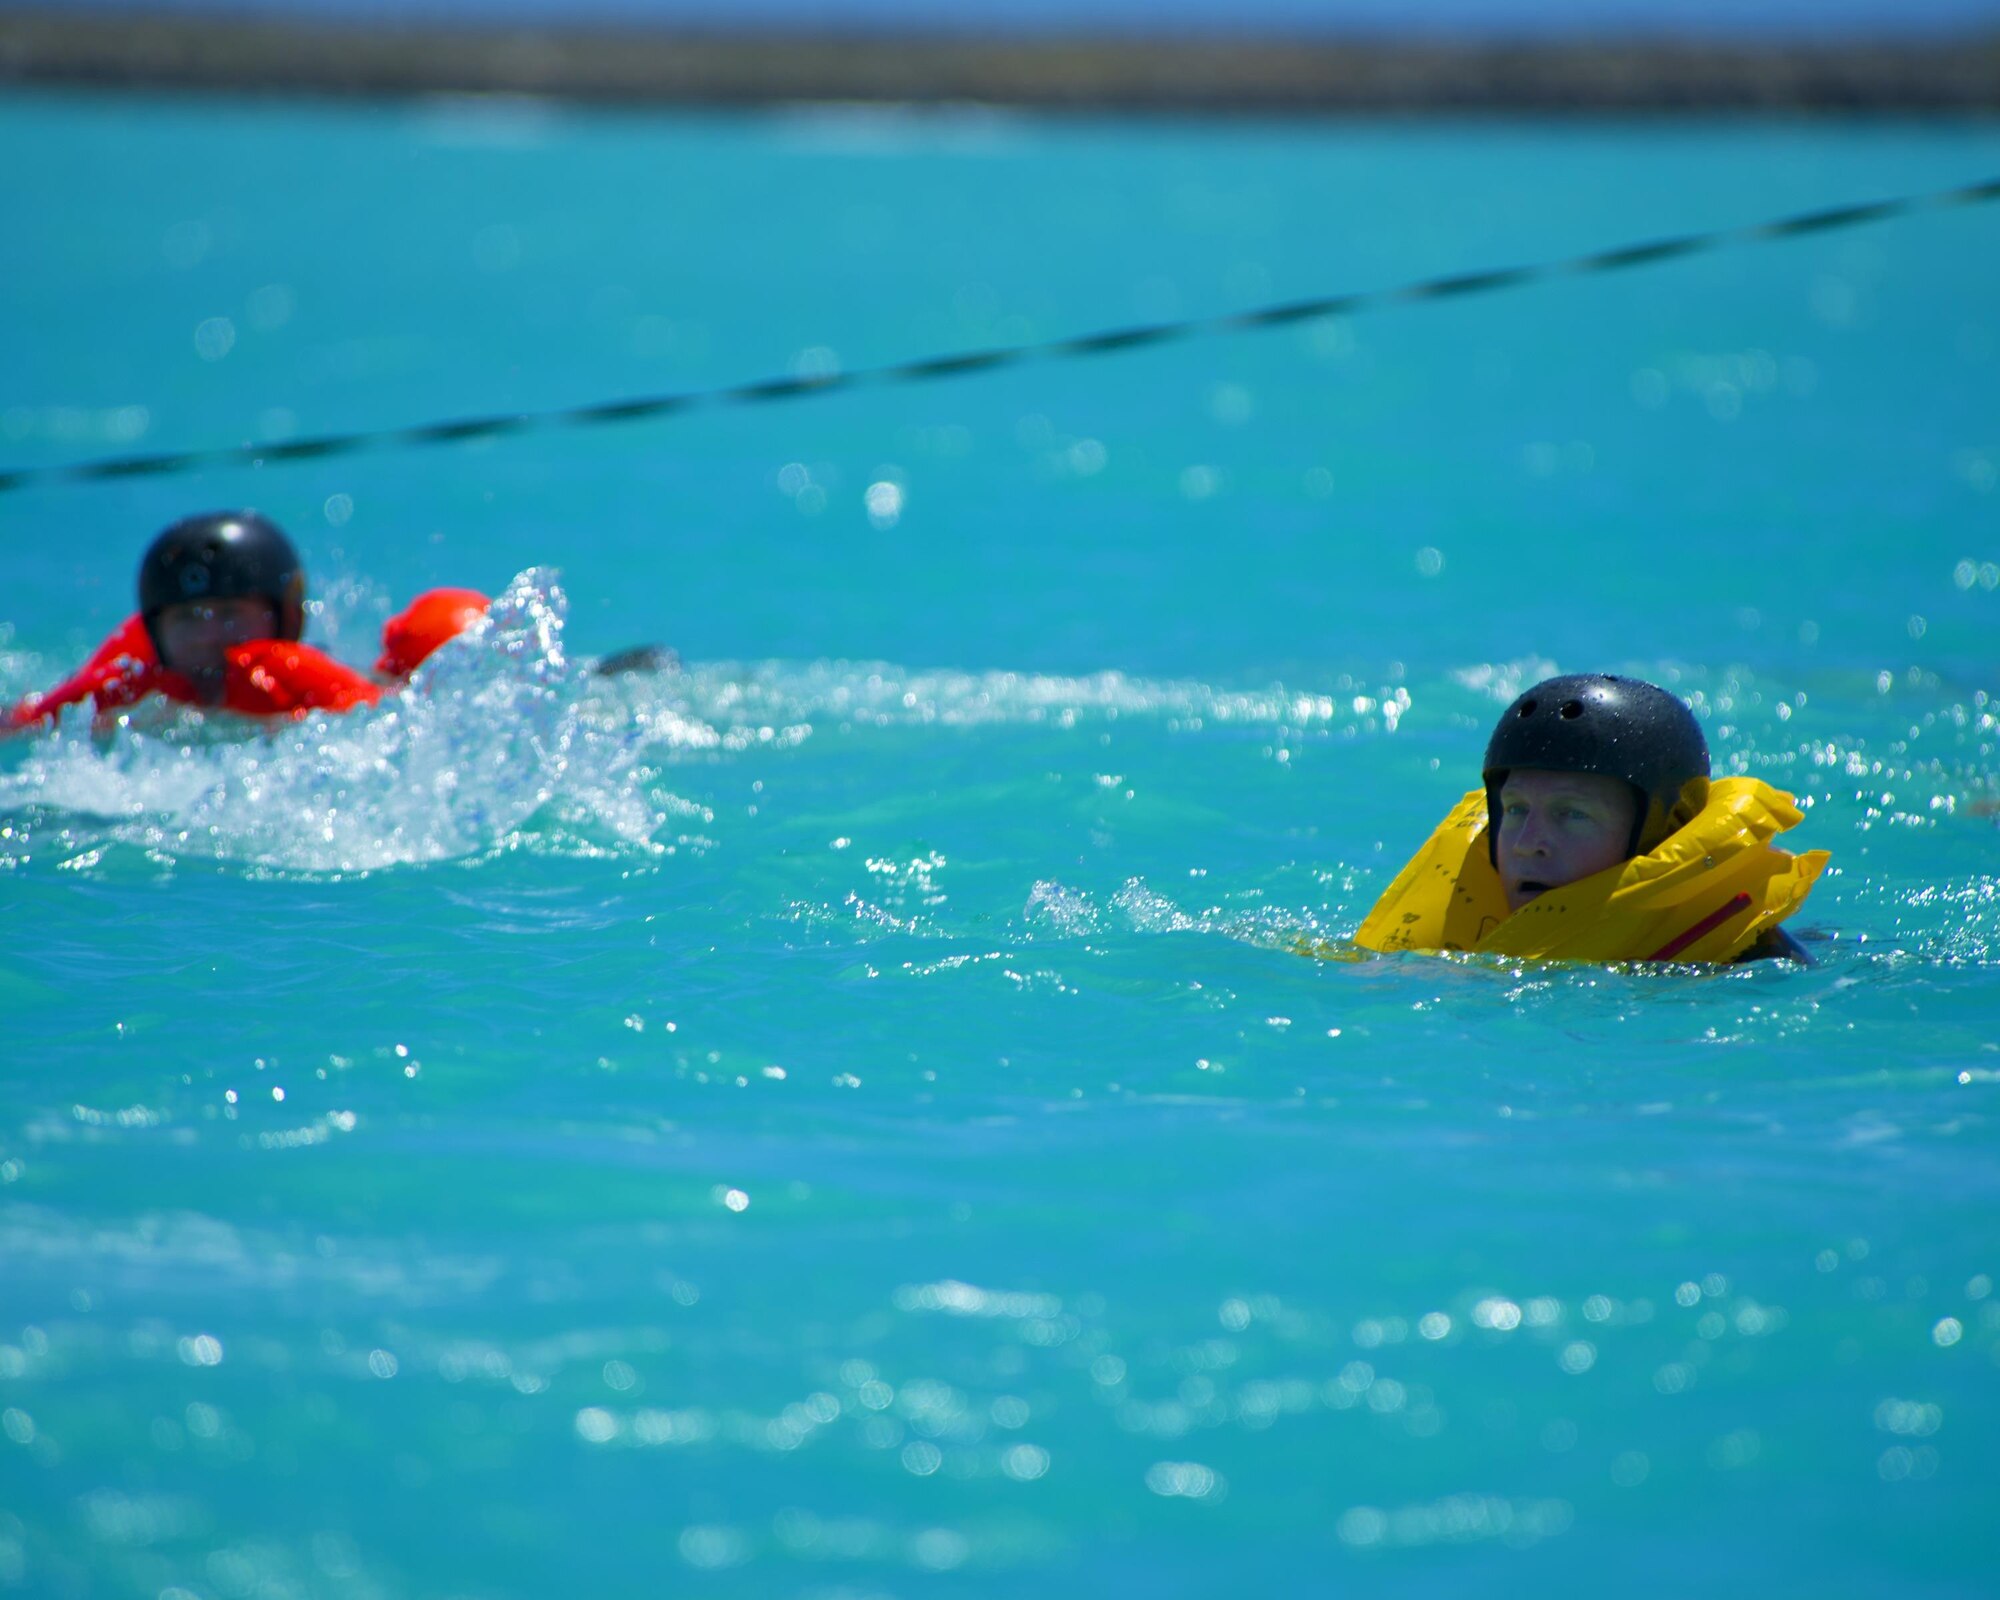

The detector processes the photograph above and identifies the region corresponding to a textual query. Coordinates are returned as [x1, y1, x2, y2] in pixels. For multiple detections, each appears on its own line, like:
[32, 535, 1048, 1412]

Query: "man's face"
[153, 596, 278, 704]
[1496, 769, 1638, 913]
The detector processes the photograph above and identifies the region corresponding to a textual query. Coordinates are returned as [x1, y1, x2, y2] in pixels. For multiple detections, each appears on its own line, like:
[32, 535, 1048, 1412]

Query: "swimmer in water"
[6, 511, 381, 729]
[1354, 673, 1826, 964]
[7, 515, 678, 734]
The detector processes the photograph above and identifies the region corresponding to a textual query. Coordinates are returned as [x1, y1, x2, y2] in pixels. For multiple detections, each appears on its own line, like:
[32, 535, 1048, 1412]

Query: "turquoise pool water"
[3, 92, 1999, 1596]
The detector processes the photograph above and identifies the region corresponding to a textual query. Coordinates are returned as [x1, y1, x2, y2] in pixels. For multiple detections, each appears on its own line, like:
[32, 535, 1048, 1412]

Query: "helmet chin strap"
[1625, 783, 1652, 860]
[186, 669, 229, 708]
[1633, 776, 1713, 858]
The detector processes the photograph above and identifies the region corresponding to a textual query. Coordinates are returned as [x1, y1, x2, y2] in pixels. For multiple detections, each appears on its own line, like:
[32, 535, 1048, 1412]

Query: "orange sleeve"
[226, 641, 384, 716]
[5, 614, 162, 730]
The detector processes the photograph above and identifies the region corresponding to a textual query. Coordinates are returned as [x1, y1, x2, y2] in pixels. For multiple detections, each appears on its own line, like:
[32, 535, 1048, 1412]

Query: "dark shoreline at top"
[2, 9, 1997, 112]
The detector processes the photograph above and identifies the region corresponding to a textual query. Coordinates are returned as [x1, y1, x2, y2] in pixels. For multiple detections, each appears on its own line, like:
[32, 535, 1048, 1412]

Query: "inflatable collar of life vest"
[7, 615, 382, 730]
[224, 640, 382, 715]
[378, 588, 491, 677]
[108, 639, 379, 717]
[1352, 776, 1827, 964]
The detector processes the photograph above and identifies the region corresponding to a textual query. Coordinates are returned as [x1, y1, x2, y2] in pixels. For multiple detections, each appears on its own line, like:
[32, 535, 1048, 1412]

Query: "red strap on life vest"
[1646, 893, 1754, 962]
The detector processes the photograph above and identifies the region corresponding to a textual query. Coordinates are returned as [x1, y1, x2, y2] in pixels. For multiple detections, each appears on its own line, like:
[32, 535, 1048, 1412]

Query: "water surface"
[2, 94, 1998, 1597]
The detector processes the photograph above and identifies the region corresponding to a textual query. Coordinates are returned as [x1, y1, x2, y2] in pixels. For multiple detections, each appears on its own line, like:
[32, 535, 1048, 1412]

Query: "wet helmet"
[1482, 673, 1709, 863]
[138, 511, 306, 651]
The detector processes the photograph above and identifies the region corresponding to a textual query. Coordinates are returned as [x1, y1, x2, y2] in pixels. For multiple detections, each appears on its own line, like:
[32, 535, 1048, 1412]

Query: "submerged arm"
[1737, 924, 1816, 966]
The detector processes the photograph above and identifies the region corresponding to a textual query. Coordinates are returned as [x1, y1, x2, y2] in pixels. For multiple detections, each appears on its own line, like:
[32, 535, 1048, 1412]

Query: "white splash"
[0, 570, 673, 874]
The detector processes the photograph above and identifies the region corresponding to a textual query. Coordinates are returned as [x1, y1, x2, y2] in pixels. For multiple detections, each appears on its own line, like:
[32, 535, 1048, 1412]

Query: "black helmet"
[1482, 673, 1709, 863]
[138, 511, 306, 650]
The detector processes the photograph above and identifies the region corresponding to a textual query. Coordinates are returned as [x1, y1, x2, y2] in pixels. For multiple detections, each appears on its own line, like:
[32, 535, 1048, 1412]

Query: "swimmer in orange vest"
[8, 520, 676, 733]
[6, 511, 382, 730]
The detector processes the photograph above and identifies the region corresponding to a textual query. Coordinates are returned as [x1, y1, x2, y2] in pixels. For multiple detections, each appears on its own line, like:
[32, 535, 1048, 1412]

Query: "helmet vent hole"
[1559, 699, 1585, 720]
[1516, 699, 1537, 717]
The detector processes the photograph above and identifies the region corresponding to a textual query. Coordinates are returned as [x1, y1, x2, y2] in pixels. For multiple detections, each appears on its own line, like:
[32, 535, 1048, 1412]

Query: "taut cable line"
[3, 175, 1995, 498]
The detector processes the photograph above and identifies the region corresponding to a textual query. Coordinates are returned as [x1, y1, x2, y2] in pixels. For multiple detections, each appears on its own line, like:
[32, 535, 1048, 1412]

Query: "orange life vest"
[377, 588, 491, 677]
[6, 613, 381, 730]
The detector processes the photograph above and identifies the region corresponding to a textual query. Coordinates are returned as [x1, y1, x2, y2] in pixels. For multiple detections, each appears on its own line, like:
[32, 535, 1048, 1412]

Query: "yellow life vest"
[1351, 776, 1828, 964]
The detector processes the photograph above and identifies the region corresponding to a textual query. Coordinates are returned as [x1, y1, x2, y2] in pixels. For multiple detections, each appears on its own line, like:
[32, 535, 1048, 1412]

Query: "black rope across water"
[3, 175, 1995, 497]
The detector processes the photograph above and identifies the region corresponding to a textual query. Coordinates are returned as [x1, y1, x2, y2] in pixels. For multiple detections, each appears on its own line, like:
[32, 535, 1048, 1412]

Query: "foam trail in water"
[664, 659, 1415, 736]
[1019, 876, 1339, 954]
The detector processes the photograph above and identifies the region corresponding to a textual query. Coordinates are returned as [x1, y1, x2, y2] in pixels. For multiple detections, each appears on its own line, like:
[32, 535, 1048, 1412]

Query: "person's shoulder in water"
[374, 587, 676, 682]
[1353, 672, 1828, 965]
[376, 587, 492, 679]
